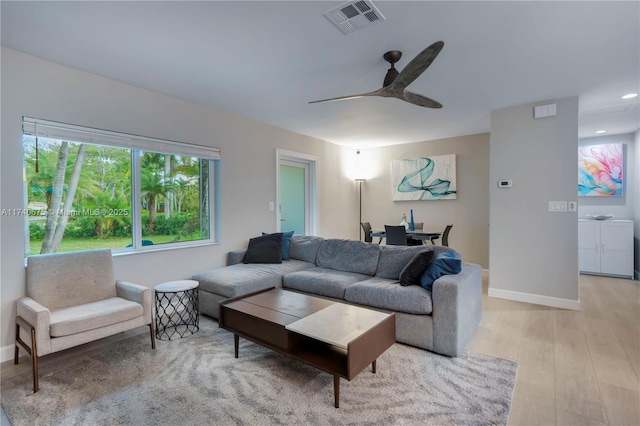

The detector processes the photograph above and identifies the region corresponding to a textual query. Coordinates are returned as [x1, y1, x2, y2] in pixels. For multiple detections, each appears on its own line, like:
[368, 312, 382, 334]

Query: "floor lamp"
[356, 178, 366, 240]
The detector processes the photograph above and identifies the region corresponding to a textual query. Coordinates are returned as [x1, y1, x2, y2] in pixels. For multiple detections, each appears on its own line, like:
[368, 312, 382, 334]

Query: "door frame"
[276, 149, 317, 235]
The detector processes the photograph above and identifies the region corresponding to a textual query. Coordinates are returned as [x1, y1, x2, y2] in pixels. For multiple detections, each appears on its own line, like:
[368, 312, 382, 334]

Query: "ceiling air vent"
[323, 0, 386, 35]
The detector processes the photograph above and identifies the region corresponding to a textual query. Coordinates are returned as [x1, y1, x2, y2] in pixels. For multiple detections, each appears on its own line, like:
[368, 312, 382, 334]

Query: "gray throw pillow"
[244, 233, 283, 264]
[399, 251, 435, 286]
[262, 230, 294, 260]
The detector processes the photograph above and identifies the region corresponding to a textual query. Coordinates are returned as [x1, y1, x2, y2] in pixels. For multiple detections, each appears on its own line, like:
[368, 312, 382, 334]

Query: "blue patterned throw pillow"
[419, 251, 462, 292]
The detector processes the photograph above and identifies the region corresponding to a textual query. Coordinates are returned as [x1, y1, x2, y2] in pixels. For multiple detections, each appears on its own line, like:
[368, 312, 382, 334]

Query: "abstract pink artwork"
[578, 143, 623, 196]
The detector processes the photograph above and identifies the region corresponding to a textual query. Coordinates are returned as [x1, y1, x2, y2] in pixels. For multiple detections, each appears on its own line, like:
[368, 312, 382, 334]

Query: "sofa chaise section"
[193, 235, 323, 318]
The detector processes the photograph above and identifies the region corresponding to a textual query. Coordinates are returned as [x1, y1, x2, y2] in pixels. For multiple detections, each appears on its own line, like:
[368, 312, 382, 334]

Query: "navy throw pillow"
[262, 230, 294, 260]
[244, 233, 283, 264]
[419, 251, 462, 292]
[399, 250, 435, 286]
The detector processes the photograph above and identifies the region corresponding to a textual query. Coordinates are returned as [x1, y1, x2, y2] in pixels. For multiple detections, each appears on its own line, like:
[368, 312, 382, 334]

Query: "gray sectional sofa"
[192, 236, 482, 357]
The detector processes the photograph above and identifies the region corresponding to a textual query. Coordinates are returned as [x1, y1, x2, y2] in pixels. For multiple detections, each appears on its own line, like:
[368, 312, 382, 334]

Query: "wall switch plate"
[548, 201, 567, 212]
[568, 201, 577, 212]
[268, 202, 274, 211]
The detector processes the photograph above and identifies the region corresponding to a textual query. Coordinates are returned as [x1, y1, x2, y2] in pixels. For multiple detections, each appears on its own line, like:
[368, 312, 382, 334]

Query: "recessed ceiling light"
[595, 130, 607, 134]
[621, 93, 638, 99]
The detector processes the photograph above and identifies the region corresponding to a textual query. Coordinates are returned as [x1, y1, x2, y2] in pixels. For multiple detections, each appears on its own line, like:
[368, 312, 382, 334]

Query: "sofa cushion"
[244, 233, 283, 264]
[289, 235, 324, 263]
[49, 297, 143, 337]
[376, 246, 436, 280]
[344, 277, 433, 315]
[283, 267, 371, 299]
[399, 250, 435, 286]
[193, 260, 314, 298]
[263, 230, 295, 260]
[420, 251, 463, 292]
[316, 239, 381, 275]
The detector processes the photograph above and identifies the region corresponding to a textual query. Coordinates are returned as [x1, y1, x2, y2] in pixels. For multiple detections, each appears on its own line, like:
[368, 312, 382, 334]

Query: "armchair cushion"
[26, 249, 116, 310]
[49, 298, 143, 337]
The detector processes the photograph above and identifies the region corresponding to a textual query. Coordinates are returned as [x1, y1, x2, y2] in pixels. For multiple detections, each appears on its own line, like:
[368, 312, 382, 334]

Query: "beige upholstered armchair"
[15, 249, 155, 392]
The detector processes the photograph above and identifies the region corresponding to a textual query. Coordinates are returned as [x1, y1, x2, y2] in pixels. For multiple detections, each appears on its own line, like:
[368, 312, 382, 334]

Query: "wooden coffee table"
[219, 288, 395, 408]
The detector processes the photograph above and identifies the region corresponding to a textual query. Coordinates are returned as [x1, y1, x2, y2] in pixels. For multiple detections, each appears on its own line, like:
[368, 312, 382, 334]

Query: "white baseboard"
[488, 287, 581, 311]
[1, 344, 16, 363]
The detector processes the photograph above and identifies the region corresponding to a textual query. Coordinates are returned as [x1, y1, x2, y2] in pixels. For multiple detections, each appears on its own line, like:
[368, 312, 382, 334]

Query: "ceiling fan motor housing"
[383, 50, 402, 87]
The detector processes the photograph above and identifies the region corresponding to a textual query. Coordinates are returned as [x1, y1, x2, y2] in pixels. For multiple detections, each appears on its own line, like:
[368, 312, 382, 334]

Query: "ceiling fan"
[309, 40, 444, 108]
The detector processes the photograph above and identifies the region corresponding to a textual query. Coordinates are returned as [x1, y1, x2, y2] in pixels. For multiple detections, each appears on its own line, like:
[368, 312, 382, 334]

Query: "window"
[21, 117, 219, 257]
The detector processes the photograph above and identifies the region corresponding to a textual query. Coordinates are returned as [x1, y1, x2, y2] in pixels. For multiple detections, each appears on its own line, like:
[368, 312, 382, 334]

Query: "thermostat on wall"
[497, 180, 512, 188]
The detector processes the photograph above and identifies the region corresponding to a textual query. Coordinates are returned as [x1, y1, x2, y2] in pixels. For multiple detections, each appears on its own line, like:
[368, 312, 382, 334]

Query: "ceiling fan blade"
[390, 41, 444, 90]
[309, 88, 384, 104]
[402, 91, 442, 108]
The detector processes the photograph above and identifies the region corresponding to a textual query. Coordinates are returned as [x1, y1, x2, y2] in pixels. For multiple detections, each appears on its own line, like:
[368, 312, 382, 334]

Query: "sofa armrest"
[227, 250, 247, 266]
[16, 297, 52, 356]
[116, 281, 153, 324]
[431, 263, 483, 357]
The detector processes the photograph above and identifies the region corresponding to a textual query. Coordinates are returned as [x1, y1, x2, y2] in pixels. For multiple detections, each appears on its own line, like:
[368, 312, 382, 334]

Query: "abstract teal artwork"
[391, 155, 457, 201]
[578, 143, 623, 197]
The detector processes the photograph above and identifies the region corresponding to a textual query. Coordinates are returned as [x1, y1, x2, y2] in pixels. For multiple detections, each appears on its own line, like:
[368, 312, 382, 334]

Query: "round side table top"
[155, 279, 199, 293]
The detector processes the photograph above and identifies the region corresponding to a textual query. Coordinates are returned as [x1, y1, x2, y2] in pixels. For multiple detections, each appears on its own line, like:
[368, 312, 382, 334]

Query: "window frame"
[22, 117, 220, 256]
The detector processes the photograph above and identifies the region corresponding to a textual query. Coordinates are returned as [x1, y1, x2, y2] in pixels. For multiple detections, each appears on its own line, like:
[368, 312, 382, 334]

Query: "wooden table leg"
[333, 375, 340, 408]
[372, 359, 377, 374]
[234, 334, 239, 358]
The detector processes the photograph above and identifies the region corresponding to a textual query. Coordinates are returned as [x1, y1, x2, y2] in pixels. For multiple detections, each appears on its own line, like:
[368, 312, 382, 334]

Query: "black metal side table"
[154, 280, 199, 340]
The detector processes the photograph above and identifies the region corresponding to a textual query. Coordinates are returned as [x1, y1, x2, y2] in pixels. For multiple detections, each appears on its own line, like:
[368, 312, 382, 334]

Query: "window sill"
[112, 241, 219, 257]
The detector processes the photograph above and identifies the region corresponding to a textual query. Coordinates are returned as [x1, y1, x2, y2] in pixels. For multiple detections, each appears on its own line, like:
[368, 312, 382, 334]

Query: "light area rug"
[1, 317, 517, 425]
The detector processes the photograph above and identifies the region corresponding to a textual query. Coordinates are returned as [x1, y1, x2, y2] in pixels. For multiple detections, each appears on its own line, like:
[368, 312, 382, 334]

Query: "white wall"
[0, 48, 358, 358]
[633, 130, 640, 279]
[578, 133, 636, 221]
[359, 133, 490, 268]
[489, 97, 580, 309]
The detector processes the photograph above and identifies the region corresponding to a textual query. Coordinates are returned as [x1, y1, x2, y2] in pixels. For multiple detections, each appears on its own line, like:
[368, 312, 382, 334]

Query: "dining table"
[370, 229, 442, 244]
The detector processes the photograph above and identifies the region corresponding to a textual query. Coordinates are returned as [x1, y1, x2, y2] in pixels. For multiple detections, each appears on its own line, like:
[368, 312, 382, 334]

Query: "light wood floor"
[468, 274, 640, 425]
[1, 274, 638, 425]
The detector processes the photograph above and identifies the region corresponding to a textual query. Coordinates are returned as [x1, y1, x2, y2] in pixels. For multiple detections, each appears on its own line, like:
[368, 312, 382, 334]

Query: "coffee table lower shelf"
[219, 288, 395, 408]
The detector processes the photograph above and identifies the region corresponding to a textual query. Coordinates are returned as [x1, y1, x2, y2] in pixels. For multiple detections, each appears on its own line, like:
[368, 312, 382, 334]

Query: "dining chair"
[430, 224, 453, 246]
[360, 222, 372, 243]
[384, 225, 408, 246]
[441, 224, 453, 246]
[413, 222, 423, 230]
